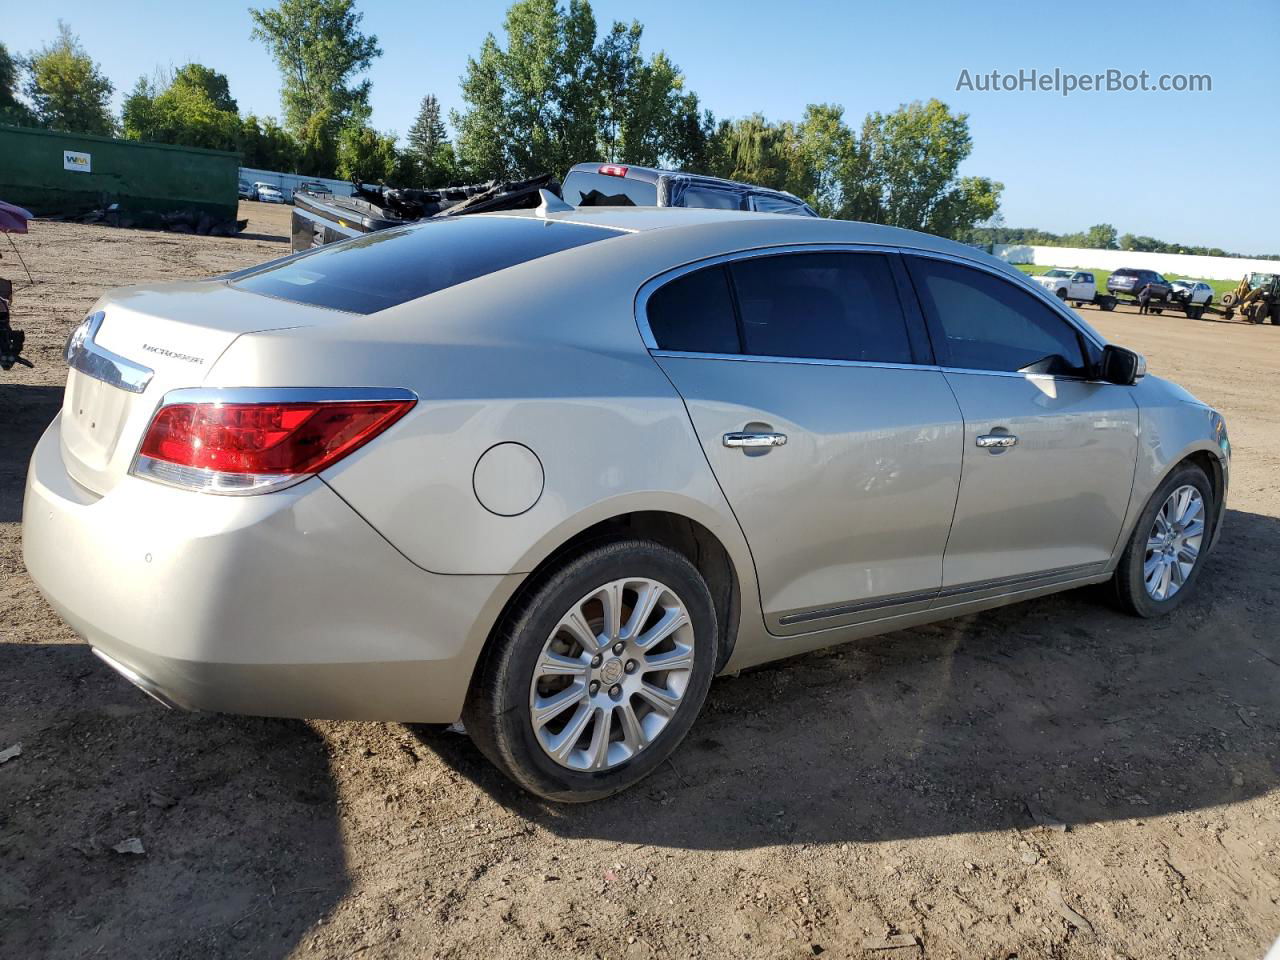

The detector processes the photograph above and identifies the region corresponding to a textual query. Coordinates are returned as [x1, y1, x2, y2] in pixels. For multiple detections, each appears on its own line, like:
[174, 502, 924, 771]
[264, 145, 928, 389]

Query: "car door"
[904, 254, 1139, 595]
[1070, 272, 1093, 299]
[641, 248, 964, 635]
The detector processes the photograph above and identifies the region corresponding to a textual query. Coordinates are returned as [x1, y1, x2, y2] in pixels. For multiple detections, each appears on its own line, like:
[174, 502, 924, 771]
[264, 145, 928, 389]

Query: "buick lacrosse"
[24, 202, 1229, 801]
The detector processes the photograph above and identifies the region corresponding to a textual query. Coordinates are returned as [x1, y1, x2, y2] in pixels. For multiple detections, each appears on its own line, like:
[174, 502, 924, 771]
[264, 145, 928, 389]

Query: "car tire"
[1113, 463, 1215, 618]
[1056, 288, 1068, 301]
[463, 540, 718, 802]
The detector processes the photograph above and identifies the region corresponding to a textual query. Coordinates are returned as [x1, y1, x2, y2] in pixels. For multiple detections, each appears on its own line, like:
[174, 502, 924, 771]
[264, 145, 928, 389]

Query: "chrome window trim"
[151, 385, 419, 407]
[64, 311, 155, 394]
[651, 349, 937, 374]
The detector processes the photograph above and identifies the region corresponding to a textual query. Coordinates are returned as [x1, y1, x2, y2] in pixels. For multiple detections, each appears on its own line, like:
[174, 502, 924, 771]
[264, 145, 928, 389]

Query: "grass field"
[1014, 264, 1240, 301]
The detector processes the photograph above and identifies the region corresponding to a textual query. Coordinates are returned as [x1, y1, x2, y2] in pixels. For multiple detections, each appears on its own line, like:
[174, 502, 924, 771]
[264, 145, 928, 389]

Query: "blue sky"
[5, 0, 1277, 252]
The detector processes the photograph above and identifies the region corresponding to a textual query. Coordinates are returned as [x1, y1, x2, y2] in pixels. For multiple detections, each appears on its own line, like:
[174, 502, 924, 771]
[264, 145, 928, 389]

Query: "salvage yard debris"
[0, 742, 21, 763]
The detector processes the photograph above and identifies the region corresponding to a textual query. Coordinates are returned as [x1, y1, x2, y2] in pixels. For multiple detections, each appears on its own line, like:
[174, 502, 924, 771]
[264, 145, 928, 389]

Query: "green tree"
[1085, 223, 1119, 249]
[250, 0, 382, 176]
[336, 124, 399, 182]
[844, 99, 1001, 238]
[455, 0, 598, 180]
[407, 94, 446, 162]
[707, 114, 807, 195]
[23, 21, 114, 134]
[405, 93, 458, 186]
[594, 22, 691, 166]
[121, 64, 241, 150]
[239, 114, 302, 171]
[0, 42, 36, 126]
[795, 104, 854, 217]
[453, 0, 700, 180]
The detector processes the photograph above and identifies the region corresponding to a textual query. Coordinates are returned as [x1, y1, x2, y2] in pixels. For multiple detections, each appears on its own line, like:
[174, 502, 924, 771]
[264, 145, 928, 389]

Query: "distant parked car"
[251, 182, 286, 204]
[1170, 279, 1213, 307]
[560, 162, 818, 216]
[1108, 268, 1171, 303]
[295, 181, 330, 197]
[1033, 268, 1096, 304]
[237, 179, 254, 200]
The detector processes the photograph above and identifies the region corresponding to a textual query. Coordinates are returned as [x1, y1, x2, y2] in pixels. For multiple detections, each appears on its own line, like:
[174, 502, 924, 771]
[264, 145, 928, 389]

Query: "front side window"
[907, 257, 1088, 376]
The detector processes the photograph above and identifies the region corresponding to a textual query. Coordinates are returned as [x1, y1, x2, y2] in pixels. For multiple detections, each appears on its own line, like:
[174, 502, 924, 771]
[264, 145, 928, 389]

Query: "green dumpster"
[0, 124, 238, 224]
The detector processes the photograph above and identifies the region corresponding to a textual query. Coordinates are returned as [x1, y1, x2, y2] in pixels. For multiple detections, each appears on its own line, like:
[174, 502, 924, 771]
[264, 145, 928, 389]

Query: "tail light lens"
[598, 164, 629, 177]
[130, 388, 415, 495]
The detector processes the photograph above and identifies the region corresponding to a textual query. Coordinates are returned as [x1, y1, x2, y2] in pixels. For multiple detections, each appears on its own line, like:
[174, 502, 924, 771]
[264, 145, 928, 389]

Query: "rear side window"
[234, 216, 619, 314]
[907, 256, 1087, 375]
[645, 266, 739, 354]
[729, 253, 913, 364]
[749, 193, 811, 216]
[562, 172, 658, 207]
[678, 186, 744, 211]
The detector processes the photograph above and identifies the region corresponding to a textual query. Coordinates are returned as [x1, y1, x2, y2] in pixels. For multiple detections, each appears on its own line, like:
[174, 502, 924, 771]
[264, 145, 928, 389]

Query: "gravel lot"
[2, 204, 1278, 960]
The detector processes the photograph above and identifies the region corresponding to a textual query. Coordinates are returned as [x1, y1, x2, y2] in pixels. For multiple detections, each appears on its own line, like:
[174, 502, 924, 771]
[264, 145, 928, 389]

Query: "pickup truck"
[1032, 268, 1102, 307]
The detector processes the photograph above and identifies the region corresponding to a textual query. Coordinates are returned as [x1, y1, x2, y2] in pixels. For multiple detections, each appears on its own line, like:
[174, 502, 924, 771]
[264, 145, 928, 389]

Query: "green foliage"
[23, 21, 114, 135]
[239, 114, 301, 171]
[453, 0, 703, 180]
[336, 124, 399, 182]
[1085, 223, 1119, 250]
[847, 99, 1001, 236]
[250, 0, 381, 176]
[405, 94, 458, 186]
[702, 98, 1002, 238]
[122, 65, 242, 151]
[0, 42, 36, 126]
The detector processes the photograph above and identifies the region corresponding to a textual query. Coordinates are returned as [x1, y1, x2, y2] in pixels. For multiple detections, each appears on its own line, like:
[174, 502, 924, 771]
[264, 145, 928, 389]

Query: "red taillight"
[598, 164, 629, 177]
[132, 394, 414, 494]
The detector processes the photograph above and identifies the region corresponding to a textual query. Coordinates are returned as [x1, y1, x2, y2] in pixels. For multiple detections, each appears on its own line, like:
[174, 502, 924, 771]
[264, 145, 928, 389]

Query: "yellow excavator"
[1219, 272, 1280, 325]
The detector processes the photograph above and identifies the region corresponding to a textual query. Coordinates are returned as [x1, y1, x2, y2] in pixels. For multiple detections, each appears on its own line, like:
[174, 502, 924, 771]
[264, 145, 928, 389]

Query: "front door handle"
[723, 432, 788, 449]
[975, 433, 1018, 449]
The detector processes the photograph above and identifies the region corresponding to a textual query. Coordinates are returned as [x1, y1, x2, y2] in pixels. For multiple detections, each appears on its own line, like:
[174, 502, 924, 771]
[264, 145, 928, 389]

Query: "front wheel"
[1056, 288, 1068, 301]
[1113, 464, 1214, 617]
[463, 540, 718, 802]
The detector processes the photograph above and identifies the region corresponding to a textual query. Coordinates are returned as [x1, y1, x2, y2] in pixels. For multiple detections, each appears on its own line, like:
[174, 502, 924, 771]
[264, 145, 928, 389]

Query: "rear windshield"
[234, 216, 621, 314]
[562, 171, 658, 208]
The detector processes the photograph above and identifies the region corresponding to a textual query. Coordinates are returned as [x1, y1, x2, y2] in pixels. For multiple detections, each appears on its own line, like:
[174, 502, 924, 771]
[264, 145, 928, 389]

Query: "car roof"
[485, 206, 1029, 282]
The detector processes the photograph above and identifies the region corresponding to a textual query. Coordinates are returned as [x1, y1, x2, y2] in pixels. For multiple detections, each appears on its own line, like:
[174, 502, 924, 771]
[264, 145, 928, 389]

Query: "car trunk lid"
[60, 280, 347, 495]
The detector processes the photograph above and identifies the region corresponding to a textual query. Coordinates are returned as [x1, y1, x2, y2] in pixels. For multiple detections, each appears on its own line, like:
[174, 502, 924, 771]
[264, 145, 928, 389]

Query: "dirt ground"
[2, 203, 1278, 960]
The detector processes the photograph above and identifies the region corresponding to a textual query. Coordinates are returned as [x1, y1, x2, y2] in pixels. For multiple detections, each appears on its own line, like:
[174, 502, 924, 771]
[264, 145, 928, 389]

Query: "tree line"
[0, 1, 1004, 240]
[968, 222, 1278, 262]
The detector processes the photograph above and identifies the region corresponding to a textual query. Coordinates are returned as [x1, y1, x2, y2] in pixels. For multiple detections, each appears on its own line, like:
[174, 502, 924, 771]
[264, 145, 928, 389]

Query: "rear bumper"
[23, 414, 519, 722]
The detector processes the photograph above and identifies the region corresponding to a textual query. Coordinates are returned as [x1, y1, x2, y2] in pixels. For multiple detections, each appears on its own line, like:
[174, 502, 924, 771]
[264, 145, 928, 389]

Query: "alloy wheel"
[1143, 484, 1205, 601]
[529, 577, 695, 772]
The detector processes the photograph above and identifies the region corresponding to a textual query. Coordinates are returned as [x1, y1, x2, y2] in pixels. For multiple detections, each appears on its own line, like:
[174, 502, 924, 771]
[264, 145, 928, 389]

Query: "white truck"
[1030, 268, 1117, 311]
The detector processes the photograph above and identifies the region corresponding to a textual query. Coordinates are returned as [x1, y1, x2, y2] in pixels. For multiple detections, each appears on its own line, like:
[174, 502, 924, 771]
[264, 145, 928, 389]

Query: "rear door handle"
[723, 432, 788, 449]
[975, 433, 1018, 449]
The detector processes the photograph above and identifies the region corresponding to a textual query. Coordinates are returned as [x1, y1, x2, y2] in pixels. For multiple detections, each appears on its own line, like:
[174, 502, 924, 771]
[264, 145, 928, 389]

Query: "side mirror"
[1100, 344, 1146, 385]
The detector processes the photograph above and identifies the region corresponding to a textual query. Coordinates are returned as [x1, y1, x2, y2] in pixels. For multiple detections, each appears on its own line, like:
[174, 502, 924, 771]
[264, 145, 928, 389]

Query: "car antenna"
[535, 189, 574, 219]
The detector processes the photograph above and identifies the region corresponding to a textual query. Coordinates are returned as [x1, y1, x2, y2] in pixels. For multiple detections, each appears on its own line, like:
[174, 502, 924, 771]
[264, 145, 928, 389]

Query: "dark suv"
[1107, 268, 1172, 302]
[560, 163, 817, 217]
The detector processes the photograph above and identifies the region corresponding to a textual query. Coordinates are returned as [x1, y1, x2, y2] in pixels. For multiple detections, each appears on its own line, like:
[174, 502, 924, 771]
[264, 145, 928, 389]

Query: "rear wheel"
[464, 540, 717, 802]
[1113, 464, 1214, 617]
